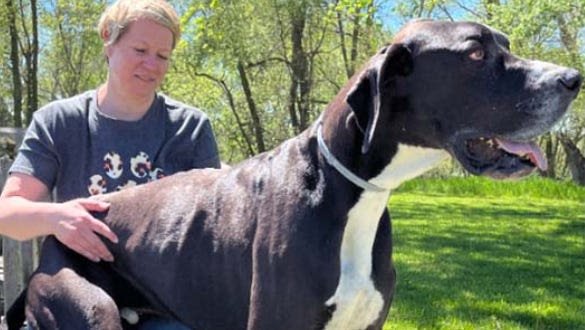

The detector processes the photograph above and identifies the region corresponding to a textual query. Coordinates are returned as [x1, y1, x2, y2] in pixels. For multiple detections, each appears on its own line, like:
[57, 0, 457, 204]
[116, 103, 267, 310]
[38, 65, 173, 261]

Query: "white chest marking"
[371, 144, 450, 190]
[323, 189, 388, 330]
[324, 144, 448, 330]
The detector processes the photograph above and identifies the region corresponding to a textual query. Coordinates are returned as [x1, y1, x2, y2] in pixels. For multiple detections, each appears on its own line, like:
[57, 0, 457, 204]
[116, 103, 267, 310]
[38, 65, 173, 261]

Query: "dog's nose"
[559, 69, 582, 92]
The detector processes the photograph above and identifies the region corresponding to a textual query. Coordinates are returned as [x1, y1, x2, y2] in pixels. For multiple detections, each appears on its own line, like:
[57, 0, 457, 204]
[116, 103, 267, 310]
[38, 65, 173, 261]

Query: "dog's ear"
[346, 43, 413, 154]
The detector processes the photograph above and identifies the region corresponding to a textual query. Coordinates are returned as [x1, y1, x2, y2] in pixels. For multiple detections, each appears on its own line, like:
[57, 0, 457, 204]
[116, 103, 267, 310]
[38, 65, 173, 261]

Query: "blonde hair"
[97, 0, 180, 49]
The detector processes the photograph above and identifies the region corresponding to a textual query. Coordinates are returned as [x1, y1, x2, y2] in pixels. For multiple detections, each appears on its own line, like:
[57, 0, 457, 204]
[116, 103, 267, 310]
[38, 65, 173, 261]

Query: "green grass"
[396, 176, 585, 202]
[384, 177, 585, 330]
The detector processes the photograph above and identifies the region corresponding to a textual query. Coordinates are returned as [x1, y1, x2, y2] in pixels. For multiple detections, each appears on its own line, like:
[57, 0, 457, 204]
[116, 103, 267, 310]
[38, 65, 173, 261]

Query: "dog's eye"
[469, 48, 485, 61]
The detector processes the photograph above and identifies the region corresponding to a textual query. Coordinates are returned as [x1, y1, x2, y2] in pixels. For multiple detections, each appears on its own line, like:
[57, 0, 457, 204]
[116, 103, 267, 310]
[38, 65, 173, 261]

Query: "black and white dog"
[5, 20, 581, 330]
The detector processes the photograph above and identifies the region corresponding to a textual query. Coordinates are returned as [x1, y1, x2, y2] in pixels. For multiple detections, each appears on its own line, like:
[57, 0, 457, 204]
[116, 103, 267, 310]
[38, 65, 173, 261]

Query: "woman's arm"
[0, 173, 118, 262]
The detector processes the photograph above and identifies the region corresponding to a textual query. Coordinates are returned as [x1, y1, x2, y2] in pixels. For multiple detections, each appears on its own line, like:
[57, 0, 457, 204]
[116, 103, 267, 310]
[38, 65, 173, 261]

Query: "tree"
[4, 0, 23, 127]
[19, 0, 39, 125]
[333, 0, 378, 79]
[169, 0, 386, 162]
[39, 0, 107, 101]
[0, 0, 39, 127]
[559, 135, 585, 186]
[169, 0, 275, 158]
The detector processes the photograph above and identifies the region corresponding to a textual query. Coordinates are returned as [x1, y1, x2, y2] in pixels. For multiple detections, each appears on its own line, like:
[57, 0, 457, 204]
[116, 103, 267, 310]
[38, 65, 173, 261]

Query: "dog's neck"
[318, 111, 449, 192]
[320, 111, 449, 329]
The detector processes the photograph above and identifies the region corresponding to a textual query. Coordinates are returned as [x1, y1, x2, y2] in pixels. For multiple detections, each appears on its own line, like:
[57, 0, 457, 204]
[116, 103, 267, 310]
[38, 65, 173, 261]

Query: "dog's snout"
[559, 69, 582, 93]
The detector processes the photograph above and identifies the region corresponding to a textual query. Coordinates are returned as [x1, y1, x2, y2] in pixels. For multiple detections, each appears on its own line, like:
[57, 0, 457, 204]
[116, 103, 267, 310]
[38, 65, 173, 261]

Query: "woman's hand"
[50, 198, 118, 262]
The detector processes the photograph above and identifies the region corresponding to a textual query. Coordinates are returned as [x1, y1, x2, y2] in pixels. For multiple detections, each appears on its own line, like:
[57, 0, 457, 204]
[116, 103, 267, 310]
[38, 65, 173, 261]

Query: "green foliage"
[394, 0, 455, 21]
[385, 184, 584, 329]
[1, 0, 584, 174]
[167, 0, 388, 162]
[39, 0, 108, 101]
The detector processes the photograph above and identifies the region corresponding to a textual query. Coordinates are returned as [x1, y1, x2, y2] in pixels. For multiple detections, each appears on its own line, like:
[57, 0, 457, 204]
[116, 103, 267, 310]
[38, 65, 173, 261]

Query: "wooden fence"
[0, 127, 39, 314]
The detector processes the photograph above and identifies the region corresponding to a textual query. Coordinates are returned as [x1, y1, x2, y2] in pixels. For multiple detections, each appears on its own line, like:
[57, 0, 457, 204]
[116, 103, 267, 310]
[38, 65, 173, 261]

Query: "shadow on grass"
[386, 195, 585, 329]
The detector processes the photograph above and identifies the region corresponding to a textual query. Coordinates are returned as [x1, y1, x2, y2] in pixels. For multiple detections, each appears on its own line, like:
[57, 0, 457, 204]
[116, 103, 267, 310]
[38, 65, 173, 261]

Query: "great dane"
[4, 20, 581, 329]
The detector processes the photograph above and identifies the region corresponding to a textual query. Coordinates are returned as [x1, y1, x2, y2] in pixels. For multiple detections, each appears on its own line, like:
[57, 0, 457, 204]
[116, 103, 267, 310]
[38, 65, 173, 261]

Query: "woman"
[0, 0, 219, 292]
[1, 1, 220, 327]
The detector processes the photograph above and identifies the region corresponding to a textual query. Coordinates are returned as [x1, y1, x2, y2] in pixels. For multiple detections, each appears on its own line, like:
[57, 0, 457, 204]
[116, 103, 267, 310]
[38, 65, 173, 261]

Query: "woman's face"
[105, 18, 174, 100]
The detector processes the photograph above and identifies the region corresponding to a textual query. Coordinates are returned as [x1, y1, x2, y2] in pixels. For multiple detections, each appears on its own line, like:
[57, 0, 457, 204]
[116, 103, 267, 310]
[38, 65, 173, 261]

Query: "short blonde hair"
[97, 0, 180, 49]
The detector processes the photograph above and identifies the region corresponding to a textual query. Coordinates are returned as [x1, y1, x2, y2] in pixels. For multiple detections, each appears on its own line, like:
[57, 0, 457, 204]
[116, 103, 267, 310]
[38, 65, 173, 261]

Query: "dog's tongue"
[495, 138, 548, 171]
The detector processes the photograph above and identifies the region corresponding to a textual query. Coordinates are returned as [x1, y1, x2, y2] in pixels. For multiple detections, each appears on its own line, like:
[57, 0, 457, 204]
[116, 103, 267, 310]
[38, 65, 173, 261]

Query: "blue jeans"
[24, 315, 191, 329]
[139, 318, 191, 330]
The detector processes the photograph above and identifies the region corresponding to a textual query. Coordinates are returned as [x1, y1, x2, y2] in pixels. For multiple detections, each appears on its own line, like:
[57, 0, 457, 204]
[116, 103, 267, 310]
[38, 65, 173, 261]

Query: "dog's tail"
[2, 288, 27, 330]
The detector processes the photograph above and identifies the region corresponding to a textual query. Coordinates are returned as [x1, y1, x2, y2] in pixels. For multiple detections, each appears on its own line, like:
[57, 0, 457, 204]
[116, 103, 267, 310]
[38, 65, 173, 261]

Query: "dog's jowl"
[6, 20, 581, 330]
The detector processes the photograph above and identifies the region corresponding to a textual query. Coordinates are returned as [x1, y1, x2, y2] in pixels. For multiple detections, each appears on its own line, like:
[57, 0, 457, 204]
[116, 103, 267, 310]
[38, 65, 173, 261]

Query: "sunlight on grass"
[396, 176, 585, 202]
[384, 178, 584, 330]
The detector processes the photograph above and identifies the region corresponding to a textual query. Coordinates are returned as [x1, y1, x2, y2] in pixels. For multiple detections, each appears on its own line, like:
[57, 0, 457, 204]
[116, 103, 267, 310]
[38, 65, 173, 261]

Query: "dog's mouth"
[451, 136, 547, 179]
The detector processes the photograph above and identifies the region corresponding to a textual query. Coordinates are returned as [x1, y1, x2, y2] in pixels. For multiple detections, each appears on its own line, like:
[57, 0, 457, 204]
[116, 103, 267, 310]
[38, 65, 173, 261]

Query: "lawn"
[383, 177, 585, 330]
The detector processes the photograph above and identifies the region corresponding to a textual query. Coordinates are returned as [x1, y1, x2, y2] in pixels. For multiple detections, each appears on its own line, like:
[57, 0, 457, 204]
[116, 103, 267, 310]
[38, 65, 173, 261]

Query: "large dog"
[4, 20, 581, 329]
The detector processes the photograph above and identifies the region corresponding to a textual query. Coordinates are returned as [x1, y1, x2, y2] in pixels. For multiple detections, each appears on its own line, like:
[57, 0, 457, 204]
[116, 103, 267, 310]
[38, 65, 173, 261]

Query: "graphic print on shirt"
[88, 174, 107, 195]
[87, 151, 165, 195]
[104, 152, 123, 179]
[131, 152, 151, 178]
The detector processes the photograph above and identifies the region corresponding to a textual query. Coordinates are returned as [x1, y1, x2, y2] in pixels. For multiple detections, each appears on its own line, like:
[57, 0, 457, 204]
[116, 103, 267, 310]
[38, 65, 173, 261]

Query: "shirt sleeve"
[192, 117, 221, 169]
[9, 111, 60, 189]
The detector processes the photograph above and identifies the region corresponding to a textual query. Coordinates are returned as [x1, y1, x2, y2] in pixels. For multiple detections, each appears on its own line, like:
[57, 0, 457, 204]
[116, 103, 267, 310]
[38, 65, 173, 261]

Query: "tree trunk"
[7, 0, 23, 127]
[288, 3, 311, 132]
[26, 0, 39, 125]
[287, 79, 299, 131]
[348, 12, 360, 77]
[218, 80, 255, 157]
[191, 69, 256, 158]
[335, 7, 351, 79]
[560, 136, 585, 186]
[15, 0, 39, 125]
[336, 3, 365, 79]
[237, 61, 265, 153]
[541, 134, 557, 178]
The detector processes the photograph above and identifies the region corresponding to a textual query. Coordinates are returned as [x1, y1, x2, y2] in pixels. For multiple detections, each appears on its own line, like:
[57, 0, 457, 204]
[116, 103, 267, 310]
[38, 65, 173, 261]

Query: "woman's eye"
[469, 48, 485, 61]
[158, 54, 169, 61]
[134, 48, 146, 54]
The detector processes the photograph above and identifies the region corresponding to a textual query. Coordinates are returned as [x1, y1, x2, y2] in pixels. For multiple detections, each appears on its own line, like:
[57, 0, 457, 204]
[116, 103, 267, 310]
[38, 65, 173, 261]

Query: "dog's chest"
[323, 190, 388, 330]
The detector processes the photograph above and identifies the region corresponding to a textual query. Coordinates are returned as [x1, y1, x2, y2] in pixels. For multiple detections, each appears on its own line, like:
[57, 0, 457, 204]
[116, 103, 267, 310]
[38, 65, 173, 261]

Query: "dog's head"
[346, 20, 581, 179]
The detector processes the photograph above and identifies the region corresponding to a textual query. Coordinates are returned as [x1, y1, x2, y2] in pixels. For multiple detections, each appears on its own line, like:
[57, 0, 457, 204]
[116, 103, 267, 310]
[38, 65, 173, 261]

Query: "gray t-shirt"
[10, 90, 221, 202]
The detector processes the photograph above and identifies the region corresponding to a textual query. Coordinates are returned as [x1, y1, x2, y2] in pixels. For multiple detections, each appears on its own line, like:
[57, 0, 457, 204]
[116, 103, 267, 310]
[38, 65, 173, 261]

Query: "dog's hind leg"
[25, 269, 123, 330]
[24, 238, 124, 330]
